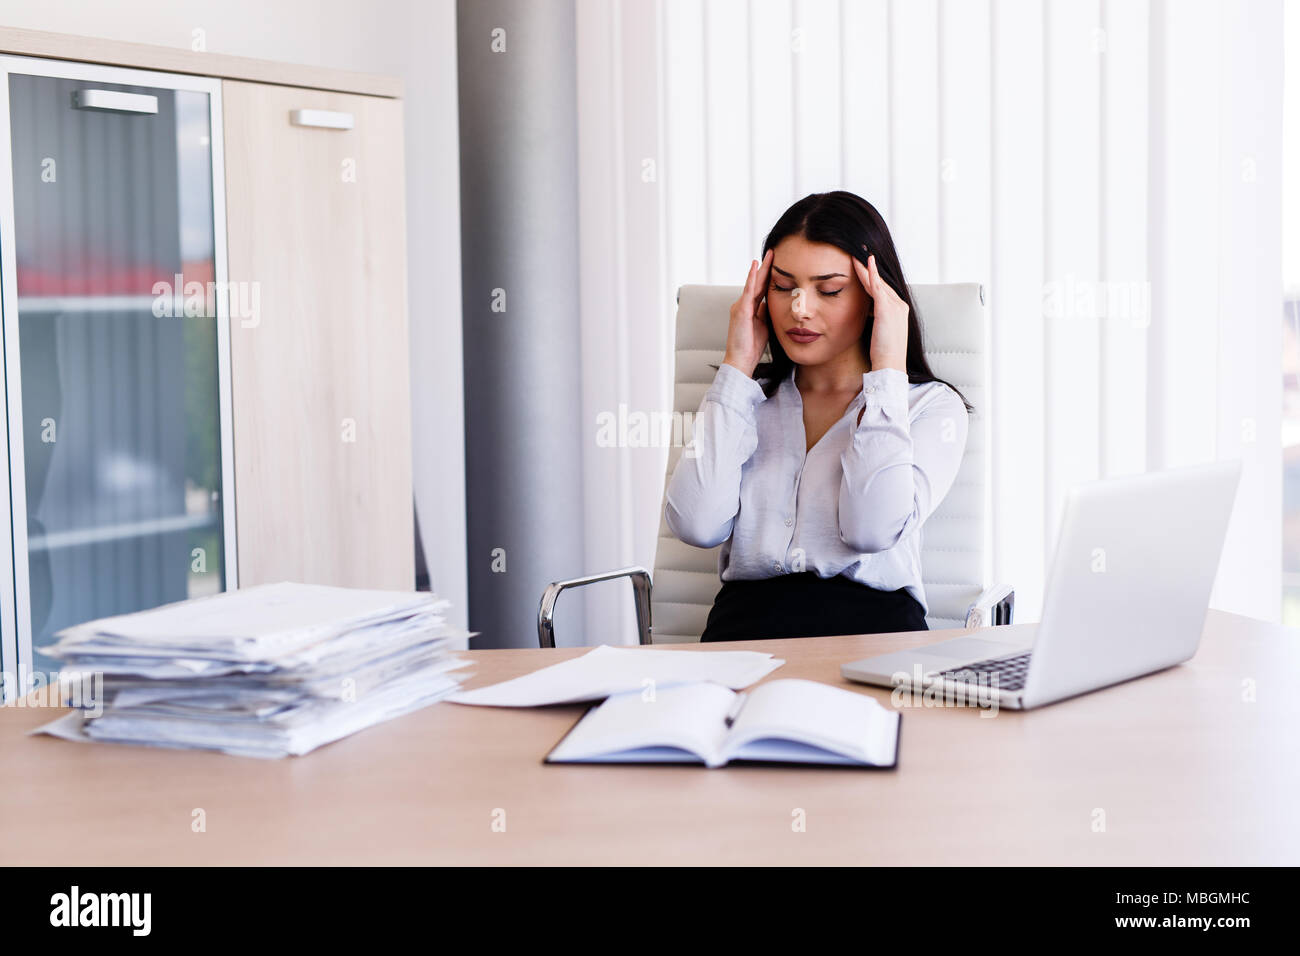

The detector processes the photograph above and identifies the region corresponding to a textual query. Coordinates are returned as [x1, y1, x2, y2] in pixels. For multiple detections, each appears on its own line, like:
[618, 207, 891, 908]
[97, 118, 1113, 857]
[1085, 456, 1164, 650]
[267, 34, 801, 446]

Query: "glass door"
[0, 56, 237, 695]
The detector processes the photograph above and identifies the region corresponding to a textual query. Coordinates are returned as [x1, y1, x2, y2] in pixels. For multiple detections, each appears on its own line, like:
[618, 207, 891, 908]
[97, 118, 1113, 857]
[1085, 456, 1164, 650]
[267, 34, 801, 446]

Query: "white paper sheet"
[30, 710, 93, 743]
[445, 644, 784, 707]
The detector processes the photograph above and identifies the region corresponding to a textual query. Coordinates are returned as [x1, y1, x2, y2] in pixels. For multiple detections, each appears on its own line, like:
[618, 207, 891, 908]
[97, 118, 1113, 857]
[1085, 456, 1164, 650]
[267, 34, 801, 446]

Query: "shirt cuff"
[706, 361, 768, 418]
[860, 367, 909, 412]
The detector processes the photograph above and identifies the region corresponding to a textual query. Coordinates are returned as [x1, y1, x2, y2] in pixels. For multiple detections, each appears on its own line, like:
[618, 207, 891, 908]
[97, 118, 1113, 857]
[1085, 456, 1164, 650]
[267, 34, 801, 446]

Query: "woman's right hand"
[722, 249, 773, 378]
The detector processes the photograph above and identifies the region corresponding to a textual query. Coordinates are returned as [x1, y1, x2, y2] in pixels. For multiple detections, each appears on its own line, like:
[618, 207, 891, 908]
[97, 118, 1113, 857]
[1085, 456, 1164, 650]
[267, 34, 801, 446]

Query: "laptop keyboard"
[936, 651, 1033, 692]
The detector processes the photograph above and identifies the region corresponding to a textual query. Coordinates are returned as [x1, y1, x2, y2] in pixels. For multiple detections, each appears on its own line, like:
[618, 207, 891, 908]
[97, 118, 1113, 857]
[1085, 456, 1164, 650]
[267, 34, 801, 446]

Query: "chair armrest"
[537, 566, 653, 648]
[965, 583, 1015, 628]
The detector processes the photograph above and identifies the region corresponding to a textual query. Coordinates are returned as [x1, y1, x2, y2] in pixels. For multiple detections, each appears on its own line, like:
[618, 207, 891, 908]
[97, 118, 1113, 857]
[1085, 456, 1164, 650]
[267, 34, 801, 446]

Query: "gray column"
[457, 0, 586, 648]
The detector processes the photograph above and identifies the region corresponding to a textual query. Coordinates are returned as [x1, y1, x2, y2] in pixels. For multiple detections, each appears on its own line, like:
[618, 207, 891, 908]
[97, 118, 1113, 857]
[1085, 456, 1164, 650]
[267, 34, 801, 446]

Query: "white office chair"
[537, 282, 1014, 647]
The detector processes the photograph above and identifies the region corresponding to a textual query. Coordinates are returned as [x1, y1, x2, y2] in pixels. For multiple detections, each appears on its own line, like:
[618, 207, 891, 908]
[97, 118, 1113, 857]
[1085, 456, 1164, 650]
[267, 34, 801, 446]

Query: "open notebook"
[546, 678, 901, 769]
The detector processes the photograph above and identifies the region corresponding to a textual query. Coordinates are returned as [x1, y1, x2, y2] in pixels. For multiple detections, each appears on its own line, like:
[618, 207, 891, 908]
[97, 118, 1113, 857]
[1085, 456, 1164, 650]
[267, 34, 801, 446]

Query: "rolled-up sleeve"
[664, 362, 766, 548]
[837, 368, 968, 554]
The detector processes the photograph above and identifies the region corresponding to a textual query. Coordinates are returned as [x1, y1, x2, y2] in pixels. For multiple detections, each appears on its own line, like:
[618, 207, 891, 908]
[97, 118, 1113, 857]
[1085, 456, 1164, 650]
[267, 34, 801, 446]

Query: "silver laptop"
[841, 459, 1243, 709]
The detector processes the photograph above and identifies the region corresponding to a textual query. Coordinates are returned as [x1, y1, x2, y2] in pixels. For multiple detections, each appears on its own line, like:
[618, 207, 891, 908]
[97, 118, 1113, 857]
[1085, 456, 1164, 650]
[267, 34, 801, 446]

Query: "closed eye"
[772, 283, 843, 297]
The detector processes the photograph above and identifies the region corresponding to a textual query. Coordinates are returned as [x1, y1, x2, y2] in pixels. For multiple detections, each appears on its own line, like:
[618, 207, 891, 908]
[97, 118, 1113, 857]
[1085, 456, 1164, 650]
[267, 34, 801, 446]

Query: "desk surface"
[1, 609, 1295, 865]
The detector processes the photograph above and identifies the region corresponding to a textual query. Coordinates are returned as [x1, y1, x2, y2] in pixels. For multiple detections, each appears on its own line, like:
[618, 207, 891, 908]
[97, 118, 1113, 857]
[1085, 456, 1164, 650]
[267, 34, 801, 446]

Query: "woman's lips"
[786, 328, 822, 343]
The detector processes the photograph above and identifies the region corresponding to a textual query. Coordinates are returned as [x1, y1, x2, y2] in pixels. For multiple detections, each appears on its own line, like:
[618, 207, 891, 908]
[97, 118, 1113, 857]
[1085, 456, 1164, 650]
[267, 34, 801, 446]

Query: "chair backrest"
[651, 282, 990, 642]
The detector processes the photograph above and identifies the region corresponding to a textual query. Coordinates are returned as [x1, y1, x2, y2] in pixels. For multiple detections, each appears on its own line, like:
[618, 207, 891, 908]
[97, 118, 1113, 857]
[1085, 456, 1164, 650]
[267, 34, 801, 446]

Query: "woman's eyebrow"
[771, 263, 848, 280]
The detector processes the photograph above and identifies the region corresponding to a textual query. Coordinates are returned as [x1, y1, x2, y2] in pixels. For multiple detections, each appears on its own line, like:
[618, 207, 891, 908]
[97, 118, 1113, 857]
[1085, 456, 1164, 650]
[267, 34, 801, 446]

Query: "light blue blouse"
[664, 361, 969, 617]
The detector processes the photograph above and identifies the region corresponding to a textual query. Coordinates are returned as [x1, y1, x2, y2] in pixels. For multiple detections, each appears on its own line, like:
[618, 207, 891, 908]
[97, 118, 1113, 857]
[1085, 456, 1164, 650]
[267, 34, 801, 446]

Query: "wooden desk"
[1, 609, 1295, 865]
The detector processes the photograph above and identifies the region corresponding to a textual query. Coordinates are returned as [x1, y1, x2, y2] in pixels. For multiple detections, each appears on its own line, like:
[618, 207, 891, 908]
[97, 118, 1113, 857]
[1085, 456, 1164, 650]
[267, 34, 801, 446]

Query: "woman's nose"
[792, 288, 812, 318]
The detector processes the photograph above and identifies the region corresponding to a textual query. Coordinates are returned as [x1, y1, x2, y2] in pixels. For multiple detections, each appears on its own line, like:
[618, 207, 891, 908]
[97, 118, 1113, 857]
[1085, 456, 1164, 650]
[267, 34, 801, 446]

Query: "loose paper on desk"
[445, 644, 783, 707]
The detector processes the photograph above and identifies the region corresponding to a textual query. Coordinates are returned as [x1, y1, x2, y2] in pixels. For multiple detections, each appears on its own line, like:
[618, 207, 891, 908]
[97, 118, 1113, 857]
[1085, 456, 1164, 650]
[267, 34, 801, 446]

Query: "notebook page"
[721, 678, 899, 767]
[547, 681, 737, 766]
[724, 739, 864, 765]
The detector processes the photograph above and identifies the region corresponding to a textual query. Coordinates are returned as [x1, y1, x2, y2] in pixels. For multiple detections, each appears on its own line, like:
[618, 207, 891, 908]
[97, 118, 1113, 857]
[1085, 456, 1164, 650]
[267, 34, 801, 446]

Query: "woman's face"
[766, 235, 870, 368]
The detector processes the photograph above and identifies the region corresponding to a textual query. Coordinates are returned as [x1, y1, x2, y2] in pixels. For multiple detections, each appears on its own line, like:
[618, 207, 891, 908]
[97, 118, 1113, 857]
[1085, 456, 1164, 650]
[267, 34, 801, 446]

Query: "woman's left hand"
[853, 249, 908, 373]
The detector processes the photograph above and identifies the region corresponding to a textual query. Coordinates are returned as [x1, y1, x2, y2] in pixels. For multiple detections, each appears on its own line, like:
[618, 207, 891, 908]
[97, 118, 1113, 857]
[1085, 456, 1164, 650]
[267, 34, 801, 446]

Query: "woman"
[664, 190, 973, 642]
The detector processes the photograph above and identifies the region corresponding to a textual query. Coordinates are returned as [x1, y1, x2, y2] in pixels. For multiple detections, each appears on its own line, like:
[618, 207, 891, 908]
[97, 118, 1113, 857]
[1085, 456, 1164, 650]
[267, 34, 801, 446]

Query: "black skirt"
[699, 571, 928, 642]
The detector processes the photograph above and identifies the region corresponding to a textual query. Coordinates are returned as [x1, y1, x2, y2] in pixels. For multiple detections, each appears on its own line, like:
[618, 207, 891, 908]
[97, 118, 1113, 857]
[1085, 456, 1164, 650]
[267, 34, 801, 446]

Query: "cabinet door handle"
[71, 89, 158, 114]
[289, 109, 354, 130]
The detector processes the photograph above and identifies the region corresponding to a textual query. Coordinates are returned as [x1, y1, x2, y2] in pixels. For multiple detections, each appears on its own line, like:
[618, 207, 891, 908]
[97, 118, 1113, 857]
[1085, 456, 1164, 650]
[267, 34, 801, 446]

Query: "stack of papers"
[33, 581, 473, 758]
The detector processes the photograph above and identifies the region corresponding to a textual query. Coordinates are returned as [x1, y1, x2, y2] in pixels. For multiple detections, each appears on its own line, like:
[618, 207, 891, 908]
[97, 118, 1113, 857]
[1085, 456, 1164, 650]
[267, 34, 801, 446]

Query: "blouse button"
[784, 517, 793, 527]
[866, 385, 876, 393]
[772, 562, 783, 573]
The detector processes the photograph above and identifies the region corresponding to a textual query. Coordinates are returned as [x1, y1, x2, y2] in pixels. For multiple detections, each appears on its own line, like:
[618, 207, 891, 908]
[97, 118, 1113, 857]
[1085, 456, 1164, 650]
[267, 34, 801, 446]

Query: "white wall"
[576, 0, 1284, 638]
[0, 0, 469, 636]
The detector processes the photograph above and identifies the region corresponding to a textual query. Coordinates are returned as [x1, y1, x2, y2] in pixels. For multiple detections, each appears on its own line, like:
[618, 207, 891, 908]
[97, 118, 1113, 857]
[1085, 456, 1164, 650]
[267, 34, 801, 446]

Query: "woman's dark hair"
[729, 190, 973, 413]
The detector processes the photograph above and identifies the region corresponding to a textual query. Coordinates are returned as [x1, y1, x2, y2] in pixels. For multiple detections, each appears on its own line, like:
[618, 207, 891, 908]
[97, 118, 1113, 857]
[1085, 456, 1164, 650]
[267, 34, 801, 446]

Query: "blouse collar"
[779, 364, 869, 415]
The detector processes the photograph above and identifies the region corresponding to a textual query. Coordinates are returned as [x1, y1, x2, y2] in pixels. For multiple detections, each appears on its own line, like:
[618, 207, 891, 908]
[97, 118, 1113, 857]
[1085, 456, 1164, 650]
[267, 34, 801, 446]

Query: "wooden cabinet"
[0, 29, 416, 691]
[221, 81, 413, 590]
